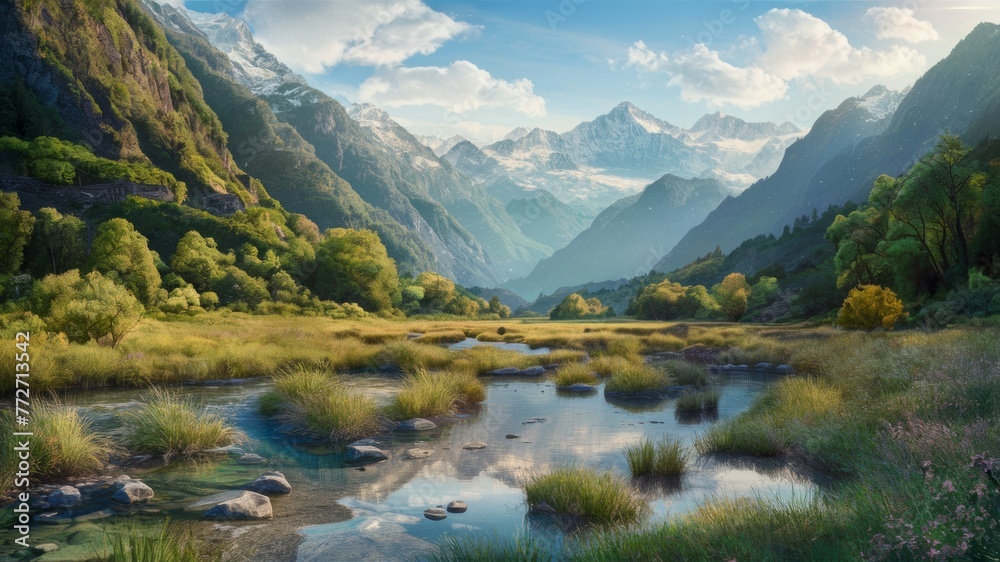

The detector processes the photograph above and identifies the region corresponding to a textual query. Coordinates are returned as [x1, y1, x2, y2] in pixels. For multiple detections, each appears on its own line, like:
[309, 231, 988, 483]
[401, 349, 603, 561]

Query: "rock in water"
[423, 507, 447, 521]
[396, 418, 437, 431]
[248, 472, 292, 495]
[111, 481, 154, 504]
[406, 448, 434, 459]
[462, 442, 487, 450]
[47, 486, 82, 508]
[446, 500, 468, 513]
[346, 445, 390, 462]
[202, 491, 272, 520]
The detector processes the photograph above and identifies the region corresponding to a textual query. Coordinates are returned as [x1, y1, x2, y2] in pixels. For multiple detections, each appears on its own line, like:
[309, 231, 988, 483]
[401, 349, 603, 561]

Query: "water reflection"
[447, 337, 551, 355]
[42, 373, 817, 561]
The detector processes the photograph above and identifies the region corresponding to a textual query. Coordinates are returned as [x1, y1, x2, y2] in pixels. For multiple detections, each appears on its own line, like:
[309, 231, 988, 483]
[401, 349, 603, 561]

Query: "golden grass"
[553, 363, 599, 386]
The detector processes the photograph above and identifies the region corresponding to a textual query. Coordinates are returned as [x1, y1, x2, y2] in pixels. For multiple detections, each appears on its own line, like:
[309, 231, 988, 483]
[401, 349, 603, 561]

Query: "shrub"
[550, 293, 610, 320]
[122, 388, 244, 457]
[433, 532, 550, 562]
[838, 285, 906, 331]
[624, 437, 689, 477]
[713, 273, 751, 321]
[695, 419, 787, 457]
[524, 467, 648, 526]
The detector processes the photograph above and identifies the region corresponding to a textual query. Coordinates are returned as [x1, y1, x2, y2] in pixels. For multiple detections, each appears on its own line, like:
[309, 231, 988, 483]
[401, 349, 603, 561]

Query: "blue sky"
[184, 0, 1000, 143]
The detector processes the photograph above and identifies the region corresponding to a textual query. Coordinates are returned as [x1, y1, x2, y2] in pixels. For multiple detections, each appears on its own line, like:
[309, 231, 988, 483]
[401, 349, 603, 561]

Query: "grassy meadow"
[2, 311, 999, 560]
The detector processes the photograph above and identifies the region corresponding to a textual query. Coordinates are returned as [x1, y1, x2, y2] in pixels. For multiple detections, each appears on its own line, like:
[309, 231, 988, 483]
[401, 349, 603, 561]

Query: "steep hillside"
[180, 5, 506, 285]
[656, 85, 906, 272]
[508, 174, 731, 297]
[143, 1, 437, 275]
[0, 0, 256, 206]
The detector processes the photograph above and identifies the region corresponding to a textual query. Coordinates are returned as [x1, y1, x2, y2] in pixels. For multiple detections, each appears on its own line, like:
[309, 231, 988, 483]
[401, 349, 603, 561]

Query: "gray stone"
[186, 490, 249, 512]
[247, 472, 292, 495]
[446, 500, 467, 513]
[47, 486, 82, 509]
[406, 448, 434, 459]
[346, 445, 390, 462]
[531, 501, 558, 516]
[35, 511, 72, 525]
[35, 544, 60, 553]
[462, 442, 487, 450]
[423, 507, 447, 521]
[521, 366, 546, 377]
[396, 418, 437, 431]
[755, 362, 773, 370]
[348, 438, 383, 448]
[486, 367, 522, 376]
[202, 491, 272, 520]
[73, 508, 114, 522]
[504, 434, 520, 439]
[775, 364, 794, 374]
[238, 453, 266, 465]
[112, 481, 154, 504]
[565, 383, 596, 392]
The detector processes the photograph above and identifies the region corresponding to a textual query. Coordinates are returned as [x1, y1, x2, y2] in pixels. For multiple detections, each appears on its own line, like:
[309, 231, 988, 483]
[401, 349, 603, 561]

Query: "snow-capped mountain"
[502, 127, 532, 142]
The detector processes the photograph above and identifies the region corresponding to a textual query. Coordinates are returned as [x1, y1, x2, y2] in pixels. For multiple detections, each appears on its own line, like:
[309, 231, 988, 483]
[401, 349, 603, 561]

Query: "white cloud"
[623, 41, 785, 109]
[242, 0, 474, 72]
[865, 7, 939, 44]
[625, 40, 670, 73]
[755, 9, 925, 84]
[667, 45, 788, 109]
[356, 61, 547, 117]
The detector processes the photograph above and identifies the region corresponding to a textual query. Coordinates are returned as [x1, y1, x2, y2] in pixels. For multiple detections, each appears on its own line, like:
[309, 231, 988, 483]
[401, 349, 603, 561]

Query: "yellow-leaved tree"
[837, 285, 906, 331]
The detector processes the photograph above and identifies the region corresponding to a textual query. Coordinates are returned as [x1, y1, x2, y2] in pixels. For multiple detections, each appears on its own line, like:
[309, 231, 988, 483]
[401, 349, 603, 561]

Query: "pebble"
[462, 442, 487, 450]
[446, 500, 468, 513]
[424, 507, 447, 521]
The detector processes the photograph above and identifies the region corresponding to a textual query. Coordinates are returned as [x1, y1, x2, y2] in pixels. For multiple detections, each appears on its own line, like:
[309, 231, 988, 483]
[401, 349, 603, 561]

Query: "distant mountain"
[502, 127, 532, 142]
[657, 23, 1000, 273]
[470, 102, 800, 210]
[507, 174, 732, 298]
[345, 103, 551, 279]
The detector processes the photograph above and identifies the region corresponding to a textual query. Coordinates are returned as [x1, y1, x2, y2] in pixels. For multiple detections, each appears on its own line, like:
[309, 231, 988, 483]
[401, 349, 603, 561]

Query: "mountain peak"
[852, 85, 906, 122]
[347, 103, 394, 126]
[503, 127, 531, 142]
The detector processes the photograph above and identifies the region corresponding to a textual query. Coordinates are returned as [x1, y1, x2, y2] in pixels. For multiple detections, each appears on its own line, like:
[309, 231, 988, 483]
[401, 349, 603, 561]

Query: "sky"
[183, 0, 1000, 144]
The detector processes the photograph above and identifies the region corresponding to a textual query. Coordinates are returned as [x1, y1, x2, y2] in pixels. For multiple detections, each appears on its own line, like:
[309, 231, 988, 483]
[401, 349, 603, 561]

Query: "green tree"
[837, 285, 906, 331]
[35, 270, 144, 347]
[747, 276, 780, 312]
[415, 271, 456, 310]
[170, 231, 229, 292]
[713, 273, 750, 321]
[630, 280, 718, 321]
[28, 207, 86, 275]
[88, 218, 162, 307]
[313, 228, 399, 312]
[550, 293, 609, 320]
[488, 296, 511, 319]
[0, 192, 35, 276]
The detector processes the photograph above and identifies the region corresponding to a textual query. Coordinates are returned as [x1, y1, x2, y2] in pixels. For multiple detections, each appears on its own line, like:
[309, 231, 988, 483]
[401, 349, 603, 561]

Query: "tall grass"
[695, 419, 788, 457]
[624, 437, 688, 477]
[590, 356, 638, 378]
[553, 363, 598, 386]
[31, 400, 113, 479]
[122, 388, 244, 457]
[664, 360, 708, 387]
[675, 389, 721, 413]
[387, 368, 486, 419]
[101, 518, 217, 562]
[261, 368, 383, 441]
[523, 467, 648, 527]
[433, 532, 553, 562]
[604, 363, 670, 393]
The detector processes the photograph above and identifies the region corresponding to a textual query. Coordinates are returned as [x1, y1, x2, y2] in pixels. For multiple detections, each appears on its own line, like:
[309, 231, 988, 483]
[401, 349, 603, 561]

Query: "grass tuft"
[553, 363, 598, 386]
[261, 368, 383, 442]
[675, 389, 721, 413]
[695, 418, 787, 457]
[624, 437, 688, 477]
[665, 360, 709, 386]
[101, 518, 218, 562]
[387, 368, 485, 420]
[524, 467, 648, 527]
[29, 400, 112, 479]
[123, 388, 244, 458]
[433, 532, 552, 562]
[605, 363, 670, 393]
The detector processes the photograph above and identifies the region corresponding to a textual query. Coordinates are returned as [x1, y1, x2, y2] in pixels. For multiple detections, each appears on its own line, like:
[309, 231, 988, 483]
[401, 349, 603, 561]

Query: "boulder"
[484, 366, 546, 377]
[504, 434, 520, 439]
[521, 366, 546, 377]
[348, 438, 383, 448]
[202, 491, 272, 520]
[247, 472, 292, 495]
[396, 418, 437, 431]
[47, 486, 82, 509]
[346, 445, 390, 462]
[111, 481, 154, 504]
[755, 362, 773, 370]
[423, 507, 447, 521]
[462, 442, 487, 450]
[446, 500, 467, 513]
